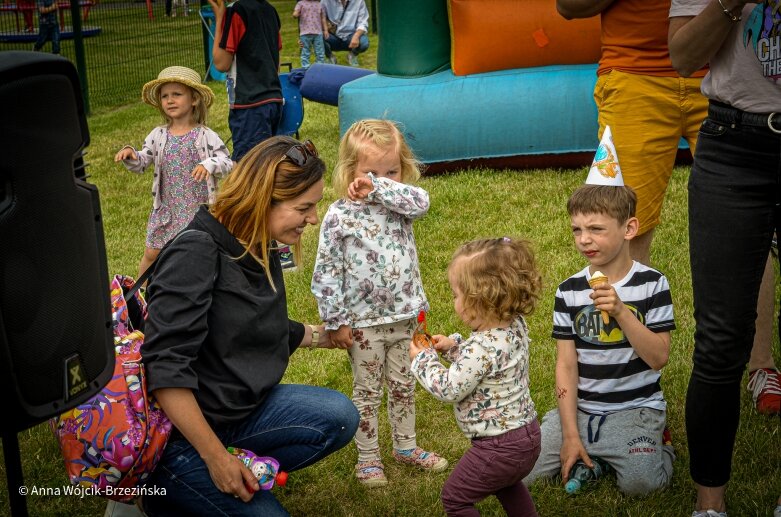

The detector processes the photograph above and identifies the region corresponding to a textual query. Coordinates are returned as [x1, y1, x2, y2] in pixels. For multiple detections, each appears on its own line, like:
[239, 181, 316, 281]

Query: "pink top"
[293, 0, 324, 36]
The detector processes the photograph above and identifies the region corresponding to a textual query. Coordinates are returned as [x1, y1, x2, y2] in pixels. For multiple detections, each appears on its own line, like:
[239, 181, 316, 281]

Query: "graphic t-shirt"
[552, 262, 675, 415]
[670, 0, 781, 112]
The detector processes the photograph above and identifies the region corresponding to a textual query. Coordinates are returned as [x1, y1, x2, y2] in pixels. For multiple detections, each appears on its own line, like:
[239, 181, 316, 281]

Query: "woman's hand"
[330, 324, 353, 349]
[191, 164, 209, 182]
[114, 147, 136, 162]
[152, 388, 260, 501]
[431, 334, 455, 352]
[203, 448, 259, 502]
[347, 177, 374, 201]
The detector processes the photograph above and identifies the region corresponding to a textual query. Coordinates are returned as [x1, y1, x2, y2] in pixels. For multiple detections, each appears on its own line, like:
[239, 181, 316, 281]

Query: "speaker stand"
[2, 431, 29, 517]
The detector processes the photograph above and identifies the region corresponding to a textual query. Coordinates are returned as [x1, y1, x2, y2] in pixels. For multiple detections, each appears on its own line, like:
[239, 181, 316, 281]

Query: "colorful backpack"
[50, 274, 172, 502]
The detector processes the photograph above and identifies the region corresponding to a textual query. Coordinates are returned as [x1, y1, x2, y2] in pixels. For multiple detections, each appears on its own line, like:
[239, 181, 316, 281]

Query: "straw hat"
[141, 66, 214, 109]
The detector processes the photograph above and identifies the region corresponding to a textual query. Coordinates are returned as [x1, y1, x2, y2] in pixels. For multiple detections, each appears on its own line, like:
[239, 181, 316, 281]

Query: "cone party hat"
[586, 126, 624, 186]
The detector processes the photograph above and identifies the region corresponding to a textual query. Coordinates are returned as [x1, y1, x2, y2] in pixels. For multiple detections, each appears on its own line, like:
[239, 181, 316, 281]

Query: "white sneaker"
[347, 52, 359, 66]
[692, 511, 727, 517]
[326, 54, 337, 65]
[774, 504, 781, 517]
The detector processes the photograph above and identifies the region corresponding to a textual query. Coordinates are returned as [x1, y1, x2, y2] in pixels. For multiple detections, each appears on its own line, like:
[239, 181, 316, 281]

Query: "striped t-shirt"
[552, 261, 675, 415]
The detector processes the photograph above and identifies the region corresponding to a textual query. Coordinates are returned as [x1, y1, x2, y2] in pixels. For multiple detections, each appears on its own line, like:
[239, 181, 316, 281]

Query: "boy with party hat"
[523, 127, 676, 495]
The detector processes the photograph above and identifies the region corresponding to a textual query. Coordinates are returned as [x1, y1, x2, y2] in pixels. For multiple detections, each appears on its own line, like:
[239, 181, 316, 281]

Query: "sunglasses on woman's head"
[284, 140, 318, 166]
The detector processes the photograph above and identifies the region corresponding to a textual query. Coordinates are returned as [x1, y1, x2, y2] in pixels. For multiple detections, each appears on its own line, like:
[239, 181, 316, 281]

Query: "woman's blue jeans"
[686, 102, 781, 487]
[142, 384, 359, 516]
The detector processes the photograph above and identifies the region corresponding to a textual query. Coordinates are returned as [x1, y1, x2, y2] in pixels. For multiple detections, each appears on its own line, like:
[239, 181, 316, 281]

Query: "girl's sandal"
[355, 460, 388, 488]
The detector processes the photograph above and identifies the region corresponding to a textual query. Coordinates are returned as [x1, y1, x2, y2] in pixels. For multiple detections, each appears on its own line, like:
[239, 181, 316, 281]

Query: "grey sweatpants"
[523, 407, 674, 495]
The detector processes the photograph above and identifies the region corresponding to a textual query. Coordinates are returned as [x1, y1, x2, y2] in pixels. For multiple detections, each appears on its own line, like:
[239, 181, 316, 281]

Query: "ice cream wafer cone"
[588, 271, 610, 325]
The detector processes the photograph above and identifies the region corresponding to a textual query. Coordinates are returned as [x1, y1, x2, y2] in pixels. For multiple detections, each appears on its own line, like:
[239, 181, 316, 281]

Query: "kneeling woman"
[141, 136, 359, 516]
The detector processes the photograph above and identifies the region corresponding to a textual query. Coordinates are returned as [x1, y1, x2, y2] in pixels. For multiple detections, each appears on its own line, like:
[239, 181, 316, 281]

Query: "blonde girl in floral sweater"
[410, 238, 542, 516]
[311, 119, 447, 487]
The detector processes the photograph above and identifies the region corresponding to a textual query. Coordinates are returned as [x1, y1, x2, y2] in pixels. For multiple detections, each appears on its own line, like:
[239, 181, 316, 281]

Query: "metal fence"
[0, 0, 210, 111]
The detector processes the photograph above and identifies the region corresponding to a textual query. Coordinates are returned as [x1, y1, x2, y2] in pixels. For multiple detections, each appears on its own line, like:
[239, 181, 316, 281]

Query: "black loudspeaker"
[0, 52, 114, 433]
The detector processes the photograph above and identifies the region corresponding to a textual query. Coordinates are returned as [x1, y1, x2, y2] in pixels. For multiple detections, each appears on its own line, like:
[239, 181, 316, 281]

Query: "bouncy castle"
[337, 0, 603, 172]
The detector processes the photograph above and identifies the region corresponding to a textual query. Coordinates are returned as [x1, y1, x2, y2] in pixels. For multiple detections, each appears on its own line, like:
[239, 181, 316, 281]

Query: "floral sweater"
[411, 317, 537, 439]
[120, 125, 233, 209]
[311, 174, 429, 330]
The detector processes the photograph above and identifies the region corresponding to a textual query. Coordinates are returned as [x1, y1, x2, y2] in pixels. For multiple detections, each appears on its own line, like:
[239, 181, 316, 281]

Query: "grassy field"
[1, 1, 780, 515]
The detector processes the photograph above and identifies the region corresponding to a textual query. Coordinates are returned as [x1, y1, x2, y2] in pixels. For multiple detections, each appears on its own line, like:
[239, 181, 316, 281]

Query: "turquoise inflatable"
[339, 65, 600, 168]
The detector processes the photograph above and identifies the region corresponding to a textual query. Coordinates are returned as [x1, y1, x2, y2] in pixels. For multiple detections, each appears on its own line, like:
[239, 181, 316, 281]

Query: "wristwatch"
[308, 325, 320, 349]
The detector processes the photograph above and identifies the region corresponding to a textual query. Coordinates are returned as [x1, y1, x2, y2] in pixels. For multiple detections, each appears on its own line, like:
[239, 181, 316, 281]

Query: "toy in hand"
[565, 457, 611, 494]
[228, 446, 288, 490]
[413, 310, 433, 348]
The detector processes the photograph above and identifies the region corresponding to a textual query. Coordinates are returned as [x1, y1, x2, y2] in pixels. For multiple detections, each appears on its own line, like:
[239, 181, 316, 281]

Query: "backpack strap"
[124, 229, 203, 302]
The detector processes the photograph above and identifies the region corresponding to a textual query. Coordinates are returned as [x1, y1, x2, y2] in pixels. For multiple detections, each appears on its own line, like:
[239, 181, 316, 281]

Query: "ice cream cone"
[588, 271, 610, 325]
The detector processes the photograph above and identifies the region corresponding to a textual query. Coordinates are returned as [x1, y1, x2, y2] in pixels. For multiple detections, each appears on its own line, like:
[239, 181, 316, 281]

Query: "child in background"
[33, 0, 59, 54]
[115, 66, 232, 279]
[293, 0, 328, 68]
[411, 237, 543, 516]
[311, 119, 447, 488]
[524, 132, 675, 495]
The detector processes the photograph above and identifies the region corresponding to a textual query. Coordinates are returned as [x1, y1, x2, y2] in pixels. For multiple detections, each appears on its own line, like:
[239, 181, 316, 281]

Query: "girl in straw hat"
[115, 66, 233, 280]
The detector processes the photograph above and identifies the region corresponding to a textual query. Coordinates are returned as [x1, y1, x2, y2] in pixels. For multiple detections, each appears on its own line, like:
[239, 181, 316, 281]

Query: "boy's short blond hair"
[332, 119, 421, 198]
[449, 237, 542, 322]
[567, 184, 637, 223]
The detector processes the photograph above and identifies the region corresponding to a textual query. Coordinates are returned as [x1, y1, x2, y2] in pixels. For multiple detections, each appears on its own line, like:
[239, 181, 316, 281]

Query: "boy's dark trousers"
[33, 22, 60, 54]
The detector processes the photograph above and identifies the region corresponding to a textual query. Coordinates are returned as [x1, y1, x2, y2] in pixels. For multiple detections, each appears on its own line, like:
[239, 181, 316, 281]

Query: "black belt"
[709, 101, 781, 133]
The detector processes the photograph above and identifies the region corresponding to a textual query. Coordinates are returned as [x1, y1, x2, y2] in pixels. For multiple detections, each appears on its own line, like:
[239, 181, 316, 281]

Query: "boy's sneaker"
[392, 447, 448, 472]
[774, 504, 781, 517]
[276, 244, 297, 271]
[347, 52, 359, 67]
[746, 368, 781, 415]
[692, 511, 727, 517]
[327, 54, 337, 65]
[355, 460, 388, 488]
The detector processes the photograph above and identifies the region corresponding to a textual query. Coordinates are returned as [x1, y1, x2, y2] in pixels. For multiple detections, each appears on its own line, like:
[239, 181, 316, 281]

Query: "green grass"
[1, 1, 780, 515]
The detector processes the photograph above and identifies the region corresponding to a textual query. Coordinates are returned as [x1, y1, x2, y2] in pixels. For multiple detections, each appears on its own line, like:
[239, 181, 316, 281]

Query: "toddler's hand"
[114, 148, 136, 162]
[331, 325, 353, 349]
[347, 176, 374, 201]
[191, 164, 209, 182]
[431, 335, 455, 352]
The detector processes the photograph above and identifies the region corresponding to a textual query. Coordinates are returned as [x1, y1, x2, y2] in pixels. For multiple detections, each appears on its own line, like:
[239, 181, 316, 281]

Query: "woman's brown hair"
[210, 136, 325, 289]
